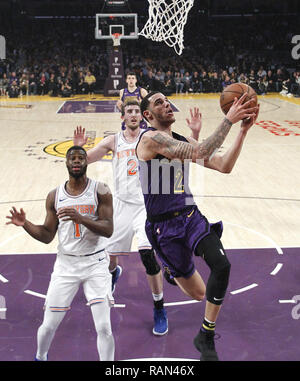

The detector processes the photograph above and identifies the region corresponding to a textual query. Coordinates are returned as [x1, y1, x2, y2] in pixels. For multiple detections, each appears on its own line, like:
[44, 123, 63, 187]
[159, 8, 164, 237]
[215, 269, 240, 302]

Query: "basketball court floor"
[0, 92, 299, 361]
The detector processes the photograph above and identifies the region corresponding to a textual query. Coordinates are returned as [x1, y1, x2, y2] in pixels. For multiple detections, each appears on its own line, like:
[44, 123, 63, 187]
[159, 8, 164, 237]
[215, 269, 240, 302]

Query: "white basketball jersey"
[55, 179, 106, 256]
[112, 131, 144, 204]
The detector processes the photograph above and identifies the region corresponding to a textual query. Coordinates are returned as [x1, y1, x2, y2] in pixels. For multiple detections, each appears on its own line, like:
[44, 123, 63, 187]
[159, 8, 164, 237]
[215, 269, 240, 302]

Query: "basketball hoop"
[112, 33, 121, 47]
[139, 0, 194, 55]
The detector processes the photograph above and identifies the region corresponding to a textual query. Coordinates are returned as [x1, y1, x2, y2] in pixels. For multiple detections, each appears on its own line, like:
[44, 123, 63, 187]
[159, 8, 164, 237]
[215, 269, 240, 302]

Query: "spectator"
[8, 80, 20, 98]
[84, 71, 96, 94]
[174, 72, 184, 94]
[238, 73, 248, 84]
[164, 70, 175, 95]
[201, 71, 210, 92]
[248, 69, 258, 93]
[60, 77, 73, 97]
[290, 71, 300, 97]
[38, 72, 48, 95]
[210, 71, 222, 92]
[28, 73, 38, 95]
[0, 73, 9, 96]
[183, 72, 192, 93]
[266, 70, 275, 92]
[191, 71, 202, 93]
[274, 69, 285, 92]
[48, 73, 58, 97]
[77, 71, 86, 94]
[19, 73, 28, 96]
[222, 75, 232, 89]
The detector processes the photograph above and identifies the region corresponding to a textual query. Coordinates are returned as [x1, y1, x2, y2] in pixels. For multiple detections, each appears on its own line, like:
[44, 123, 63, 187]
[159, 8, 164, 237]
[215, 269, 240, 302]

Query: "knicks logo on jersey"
[117, 148, 136, 159]
[57, 204, 96, 215]
[57, 204, 96, 239]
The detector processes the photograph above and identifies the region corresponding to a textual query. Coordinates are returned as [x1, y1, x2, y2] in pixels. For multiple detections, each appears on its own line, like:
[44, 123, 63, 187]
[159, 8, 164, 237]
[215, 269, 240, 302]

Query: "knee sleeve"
[206, 260, 231, 305]
[195, 231, 231, 305]
[139, 249, 161, 276]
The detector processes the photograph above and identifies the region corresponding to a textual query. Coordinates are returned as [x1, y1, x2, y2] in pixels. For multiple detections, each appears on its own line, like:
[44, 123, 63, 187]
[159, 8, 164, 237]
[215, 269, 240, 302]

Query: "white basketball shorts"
[44, 250, 114, 311]
[106, 197, 151, 254]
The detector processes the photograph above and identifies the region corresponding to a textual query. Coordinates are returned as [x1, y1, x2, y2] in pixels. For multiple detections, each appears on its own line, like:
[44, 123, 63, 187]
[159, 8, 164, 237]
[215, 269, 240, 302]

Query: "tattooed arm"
[137, 93, 258, 163]
[147, 117, 233, 162]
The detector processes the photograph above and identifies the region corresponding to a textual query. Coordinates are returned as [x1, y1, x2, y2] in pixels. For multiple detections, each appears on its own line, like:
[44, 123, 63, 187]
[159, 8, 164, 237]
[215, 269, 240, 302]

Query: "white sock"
[152, 292, 163, 302]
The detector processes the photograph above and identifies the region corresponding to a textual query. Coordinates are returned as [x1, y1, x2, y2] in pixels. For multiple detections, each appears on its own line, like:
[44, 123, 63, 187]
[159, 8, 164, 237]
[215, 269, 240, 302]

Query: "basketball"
[220, 83, 257, 114]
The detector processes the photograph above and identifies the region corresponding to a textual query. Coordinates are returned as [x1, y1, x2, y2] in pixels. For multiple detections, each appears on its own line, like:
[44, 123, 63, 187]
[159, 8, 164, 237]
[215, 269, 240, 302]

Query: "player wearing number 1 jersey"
[6, 146, 115, 361]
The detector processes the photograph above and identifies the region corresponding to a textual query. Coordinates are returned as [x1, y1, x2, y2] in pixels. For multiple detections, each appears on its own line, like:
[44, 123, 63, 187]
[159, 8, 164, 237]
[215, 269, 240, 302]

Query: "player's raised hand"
[186, 107, 202, 140]
[241, 104, 260, 132]
[73, 126, 88, 147]
[6, 207, 26, 226]
[226, 93, 257, 125]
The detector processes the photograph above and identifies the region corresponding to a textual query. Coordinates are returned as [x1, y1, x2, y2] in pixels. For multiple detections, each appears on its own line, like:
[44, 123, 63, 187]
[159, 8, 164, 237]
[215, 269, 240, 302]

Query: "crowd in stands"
[0, 11, 299, 98]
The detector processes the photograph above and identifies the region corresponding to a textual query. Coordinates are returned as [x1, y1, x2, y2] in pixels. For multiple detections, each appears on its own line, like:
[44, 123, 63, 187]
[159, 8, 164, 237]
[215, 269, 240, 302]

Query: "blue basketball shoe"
[153, 308, 168, 335]
[111, 265, 122, 294]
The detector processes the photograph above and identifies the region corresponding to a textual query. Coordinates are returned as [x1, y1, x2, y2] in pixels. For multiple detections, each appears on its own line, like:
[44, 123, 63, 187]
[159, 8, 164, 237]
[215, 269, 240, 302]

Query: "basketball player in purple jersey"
[73, 100, 202, 336]
[136, 91, 259, 361]
[117, 72, 148, 130]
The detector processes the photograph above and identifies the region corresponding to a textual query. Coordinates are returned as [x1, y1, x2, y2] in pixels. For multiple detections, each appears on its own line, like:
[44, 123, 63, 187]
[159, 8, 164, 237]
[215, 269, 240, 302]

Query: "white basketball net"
[139, 0, 194, 55]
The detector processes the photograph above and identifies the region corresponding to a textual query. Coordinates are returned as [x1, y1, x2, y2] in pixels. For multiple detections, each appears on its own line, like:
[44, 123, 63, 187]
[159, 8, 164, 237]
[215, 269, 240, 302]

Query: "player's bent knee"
[192, 290, 206, 301]
[139, 249, 161, 276]
[215, 261, 231, 283]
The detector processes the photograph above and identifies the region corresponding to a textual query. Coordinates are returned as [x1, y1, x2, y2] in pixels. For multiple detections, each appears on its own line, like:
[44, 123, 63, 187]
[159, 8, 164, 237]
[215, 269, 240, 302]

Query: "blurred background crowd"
[0, 0, 299, 98]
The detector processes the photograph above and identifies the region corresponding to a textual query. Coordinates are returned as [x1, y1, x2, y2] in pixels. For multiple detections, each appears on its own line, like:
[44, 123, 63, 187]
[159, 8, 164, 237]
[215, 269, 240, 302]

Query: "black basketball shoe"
[193, 330, 219, 361]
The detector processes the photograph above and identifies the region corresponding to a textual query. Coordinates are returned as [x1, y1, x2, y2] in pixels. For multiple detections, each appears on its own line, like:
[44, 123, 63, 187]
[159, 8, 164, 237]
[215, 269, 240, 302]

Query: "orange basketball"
[220, 83, 257, 114]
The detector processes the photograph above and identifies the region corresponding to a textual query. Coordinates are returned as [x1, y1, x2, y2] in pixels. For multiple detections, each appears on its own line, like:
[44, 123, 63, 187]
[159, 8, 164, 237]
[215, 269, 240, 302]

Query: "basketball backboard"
[95, 13, 138, 40]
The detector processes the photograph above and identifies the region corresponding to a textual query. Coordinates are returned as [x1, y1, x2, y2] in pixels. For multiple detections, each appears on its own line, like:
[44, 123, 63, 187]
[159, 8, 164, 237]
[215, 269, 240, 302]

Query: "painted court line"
[278, 300, 297, 304]
[223, 221, 283, 255]
[165, 300, 201, 307]
[0, 231, 25, 249]
[24, 290, 46, 299]
[25, 289, 126, 307]
[270, 263, 283, 275]
[230, 283, 258, 295]
[0, 274, 9, 283]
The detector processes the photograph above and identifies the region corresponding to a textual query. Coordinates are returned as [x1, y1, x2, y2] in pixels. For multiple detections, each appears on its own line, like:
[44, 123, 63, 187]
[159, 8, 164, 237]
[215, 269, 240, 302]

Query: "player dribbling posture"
[136, 91, 259, 360]
[6, 146, 115, 361]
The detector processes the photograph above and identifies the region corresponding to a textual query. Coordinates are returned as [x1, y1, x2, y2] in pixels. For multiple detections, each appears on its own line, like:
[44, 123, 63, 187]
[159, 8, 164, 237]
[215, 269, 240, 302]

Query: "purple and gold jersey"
[137, 128, 196, 217]
[122, 87, 143, 103]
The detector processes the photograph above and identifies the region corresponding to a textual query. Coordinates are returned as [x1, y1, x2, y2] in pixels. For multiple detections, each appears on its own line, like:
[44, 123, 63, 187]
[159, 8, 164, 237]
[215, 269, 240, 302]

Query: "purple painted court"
[57, 100, 179, 114]
[1, 247, 300, 361]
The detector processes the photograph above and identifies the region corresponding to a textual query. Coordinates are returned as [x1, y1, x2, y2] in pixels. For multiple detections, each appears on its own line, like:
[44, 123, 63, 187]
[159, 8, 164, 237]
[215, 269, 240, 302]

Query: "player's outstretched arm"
[116, 89, 124, 111]
[6, 190, 58, 244]
[56, 182, 113, 238]
[204, 104, 260, 173]
[73, 126, 115, 164]
[138, 93, 257, 163]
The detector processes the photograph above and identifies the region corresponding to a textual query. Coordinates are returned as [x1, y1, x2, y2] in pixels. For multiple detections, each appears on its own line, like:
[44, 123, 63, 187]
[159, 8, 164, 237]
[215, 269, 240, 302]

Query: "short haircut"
[121, 98, 141, 116]
[126, 72, 137, 78]
[66, 145, 87, 157]
[140, 91, 161, 121]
